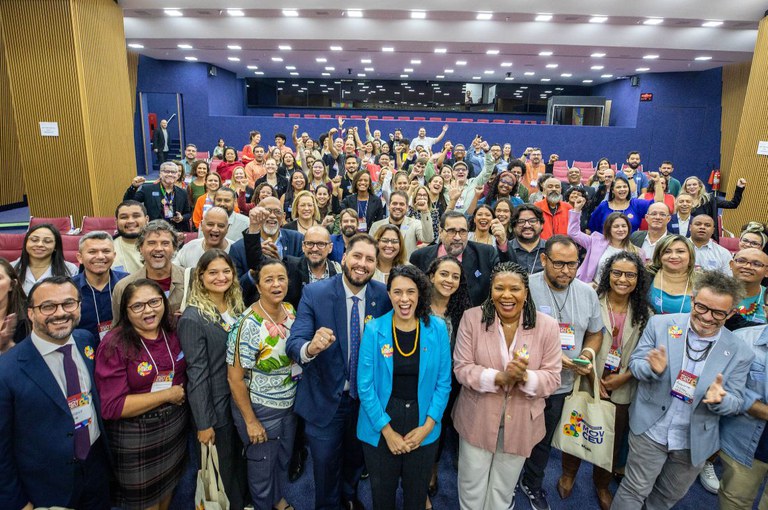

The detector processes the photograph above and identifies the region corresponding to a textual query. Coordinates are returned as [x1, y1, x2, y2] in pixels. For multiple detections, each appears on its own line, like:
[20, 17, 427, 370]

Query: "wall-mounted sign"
[39, 121, 59, 137]
[640, 93, 653, 102]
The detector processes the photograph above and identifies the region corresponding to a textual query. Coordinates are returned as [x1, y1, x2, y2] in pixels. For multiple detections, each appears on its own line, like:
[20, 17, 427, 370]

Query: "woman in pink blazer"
[453, 262, 562, 510]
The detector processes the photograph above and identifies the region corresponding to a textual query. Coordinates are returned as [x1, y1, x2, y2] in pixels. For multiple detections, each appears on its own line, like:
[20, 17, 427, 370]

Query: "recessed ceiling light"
[177, 44, 193, 49]
[290, 72, 299, 76]
[520, 86, 528, 89]
[555, 87, 564, 90]
[444, 92, 451, 95]
[601, 74, 614, 78]
[285, 65, 296, 70]
[394, 91, 400, 95]
[591, 52, 606, 58]
[484, 70, 494, 74]
[636, 67, 650, 71]
[589, 16, 608, 23]
[227, 45, 242, 50]
[435, 48, 447, 54]
[539, 51, 553, 56]
[364, 67, 374, 72]
[410, 59, 421, 64]
[546, 64, 558, 68]
[535, 14, 553, 22]
[228, 57, 241, 62]
[277, 80, 285, 83]
[486, 49, 500, 55]
[164, 9, 182, 16]
[254, 71, 264, 75]
[360, 59, 372, 64]
[476, 12, 493, 21]
[541, 78, 551, 82]
[444, 69, 454, 73]
[411, 10, 426, 19]
[545, 90, 552, 93]
[524, 71, 535, 76]
[643, 18, 664, 25]
[643, 54, 659, 59]
[500, 62, 513, 67]
[583, 79, 593, 83]
[347, 9, 363, 18]
[330, 45, 343, 51]
[184, 56, 198, 61]
[472, 76, 481, 79]
[292, 84, 299, 87]
[357, 73, 366, 77]
[127, 43, 144, 49]
[382, 47, 394, 52]
[456, 60, 466, 65]
[247, 65, 258, 70]
[322, 72, 330, 76]
[560, 73, 572, 77]
[400, 74, 409, 78]
[695, 56, 713, 61]
[419, 92, 425, 95]
[436, 75, 445, 79]
[316, 57, 327, 63]
[702, 20, 723, 27]
[277, 87, 283, 91]
[322, 89, 329, 93]
[505, 77, 514, 81]
[271, 57, 283, 62]
[226, 9, 244, 17]
[278, 45, 292, 51]
[404, 68, 414, 72]
[325, 66, 335, 70]
[591, 65, 604, 70]
[282, 9, 298, 17]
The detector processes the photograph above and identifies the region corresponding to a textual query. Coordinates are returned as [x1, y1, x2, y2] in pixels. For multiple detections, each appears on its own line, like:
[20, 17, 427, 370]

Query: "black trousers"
[67, 437, 111, 510]
[362, 397, 438, 510]
[522, 392, 567, 491]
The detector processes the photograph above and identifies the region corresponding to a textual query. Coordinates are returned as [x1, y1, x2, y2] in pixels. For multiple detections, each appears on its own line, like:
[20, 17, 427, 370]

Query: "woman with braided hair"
[452, 262, 562, 510]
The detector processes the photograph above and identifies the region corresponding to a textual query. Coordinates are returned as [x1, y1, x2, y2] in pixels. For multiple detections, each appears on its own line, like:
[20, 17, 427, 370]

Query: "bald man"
[730, 248, 768, 326]
[630, 202, 671, 261]
[690, 215, 732, 275]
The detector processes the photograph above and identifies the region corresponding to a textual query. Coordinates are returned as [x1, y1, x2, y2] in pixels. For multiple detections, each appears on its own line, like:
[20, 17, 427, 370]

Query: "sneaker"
[520, 481, 550, 510]
[699, 461, 720, 494]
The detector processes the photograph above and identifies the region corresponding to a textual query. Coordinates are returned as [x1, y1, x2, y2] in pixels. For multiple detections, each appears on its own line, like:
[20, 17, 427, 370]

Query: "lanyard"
[86, 277, 113, 327]
[547, 284, 574, 323]
[140, 331, 175, 376]
[660, 272, 690, 314]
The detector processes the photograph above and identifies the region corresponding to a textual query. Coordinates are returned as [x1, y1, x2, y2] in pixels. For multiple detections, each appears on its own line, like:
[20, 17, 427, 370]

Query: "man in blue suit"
[612, 270, 754, 509]
[0, 276, 110, 510]
[287, 234, 392, 510]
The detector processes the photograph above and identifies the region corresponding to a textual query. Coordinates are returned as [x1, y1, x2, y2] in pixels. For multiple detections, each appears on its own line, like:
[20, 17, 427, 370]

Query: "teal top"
[649, 286, 691, 315]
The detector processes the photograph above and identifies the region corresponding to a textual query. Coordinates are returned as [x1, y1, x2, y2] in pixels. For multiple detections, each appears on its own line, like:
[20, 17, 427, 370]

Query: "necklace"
[685, 332, 714, 362]
[392, 316, 419, 357]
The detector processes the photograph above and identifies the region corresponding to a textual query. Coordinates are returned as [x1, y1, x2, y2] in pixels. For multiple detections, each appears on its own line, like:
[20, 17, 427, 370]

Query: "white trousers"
[458, 437, 526, 510]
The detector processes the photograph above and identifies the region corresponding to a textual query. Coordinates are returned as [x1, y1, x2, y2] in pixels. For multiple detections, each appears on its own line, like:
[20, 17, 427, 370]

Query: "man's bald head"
[731, 248, 768, 285]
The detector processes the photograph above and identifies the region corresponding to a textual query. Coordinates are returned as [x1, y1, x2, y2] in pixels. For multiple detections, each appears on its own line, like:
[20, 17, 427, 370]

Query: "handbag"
[180, 266, 193, 313]
[551, 348, 616, 472]
[195, 443, 230, 510]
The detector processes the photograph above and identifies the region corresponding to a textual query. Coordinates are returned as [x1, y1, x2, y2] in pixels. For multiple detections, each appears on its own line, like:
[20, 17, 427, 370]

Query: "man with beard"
[336, 154, 362, 200]
[244, 145, 267, 187]
[521, 147, 554, 193]
[330, 209, 360, 263]
[72, 232, 127, 344]
[659, 160, 681, 197]
[618, 151, 648, 198]
[124, 161, 192, 231]
[181, 143, 197, 176]
[409, 125, 448, 151]
[111, 220, 184, 322]
[533, 177, 572, 239]
[177, 207, 230, 268]
[153, 118, 169, 164]
[521, 236, 603, 510]
[509, 204, 547, 274]
[112, 200, 149, 274]
[0, 276, 110, 509]
[287, 234, 391, 510]
[630, 202, 671, 262]
[409, 210, 500, 306]
[690, 215, 733, 275]
[285, 226, 341, 309]
[201, 187, 249, 242]
[370, 191, 433, 258]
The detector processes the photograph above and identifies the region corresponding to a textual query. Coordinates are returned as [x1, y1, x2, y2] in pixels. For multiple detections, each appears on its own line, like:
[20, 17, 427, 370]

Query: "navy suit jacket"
[286, 275, 392, 428]
[0, 330, 106, 509]
[123, 182, 192, 231]
[667, 214, 691, 237]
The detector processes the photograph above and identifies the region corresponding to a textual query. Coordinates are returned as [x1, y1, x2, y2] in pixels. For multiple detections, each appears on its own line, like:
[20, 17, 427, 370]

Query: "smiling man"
[369, 191, 434, 258]
[112, 200, 149, 274]
[177, 207, 230, 268]
[730, 248, 768, 325]
[124, 161, 192, 231]
[614, 270, 754, 510]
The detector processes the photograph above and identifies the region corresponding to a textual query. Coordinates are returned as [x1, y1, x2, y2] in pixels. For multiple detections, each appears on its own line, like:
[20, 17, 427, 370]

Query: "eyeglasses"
[500, 179, 516, 186]
[303, 241, 329, 249]
[609, 269, 638, 280]
[733, 257, 767, 269]
[545, 254, 579, 270]
[646, 212, 669, 218]
[29, 299, 80, 316]
[264, 208, 283, 217]
[515, 218, 540, 226]
[160, 169, 179, 175]
[378, 238, 401, 245]
[127, 297, 164, 314]
[740, 239, 763, 248]
[692, 300, 729, 321]
[444, 228, 469, 237]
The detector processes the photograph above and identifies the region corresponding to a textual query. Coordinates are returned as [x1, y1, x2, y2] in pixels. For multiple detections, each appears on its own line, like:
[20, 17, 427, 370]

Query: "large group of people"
[2, 118, 768, 510]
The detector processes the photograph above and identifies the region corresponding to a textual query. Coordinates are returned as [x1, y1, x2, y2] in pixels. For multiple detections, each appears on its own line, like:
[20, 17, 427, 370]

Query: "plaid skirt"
[105, 403, 189, 509]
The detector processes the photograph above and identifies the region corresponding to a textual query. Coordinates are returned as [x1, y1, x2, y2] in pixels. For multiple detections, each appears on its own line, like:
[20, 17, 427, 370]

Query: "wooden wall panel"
[720, 61, 751, 184]
[0, 8, 25, 208]
[723, 16, 768, 232]
[127, 51, 139, 115]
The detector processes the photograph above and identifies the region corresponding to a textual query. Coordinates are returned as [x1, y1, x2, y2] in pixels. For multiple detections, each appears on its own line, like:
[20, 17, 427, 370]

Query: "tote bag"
[195, 443, 230, 510]
[551, 349, 616, 472]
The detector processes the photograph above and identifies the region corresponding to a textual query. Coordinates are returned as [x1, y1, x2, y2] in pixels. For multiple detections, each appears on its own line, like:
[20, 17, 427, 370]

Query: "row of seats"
[271, 113, 547, 124]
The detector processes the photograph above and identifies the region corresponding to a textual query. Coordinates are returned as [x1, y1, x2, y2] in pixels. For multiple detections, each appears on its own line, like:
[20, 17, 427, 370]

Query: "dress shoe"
[596, 488, 613, 510]
[556, 475, 574, 499]
[342, 497, 365, 510]
[288, 447, 307, 482]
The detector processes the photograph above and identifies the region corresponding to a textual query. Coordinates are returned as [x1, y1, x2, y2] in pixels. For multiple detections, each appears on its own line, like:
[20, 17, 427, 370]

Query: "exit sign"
[640, 93, 653, 101]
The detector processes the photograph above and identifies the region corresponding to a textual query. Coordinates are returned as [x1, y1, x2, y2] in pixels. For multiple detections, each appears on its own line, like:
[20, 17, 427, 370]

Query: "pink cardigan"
[452, 307, 562, 457]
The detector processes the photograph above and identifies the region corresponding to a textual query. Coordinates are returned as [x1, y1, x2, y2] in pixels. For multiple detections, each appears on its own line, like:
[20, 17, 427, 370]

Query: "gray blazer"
[177, 305, 233, 431]
[628, 313, 754, 466]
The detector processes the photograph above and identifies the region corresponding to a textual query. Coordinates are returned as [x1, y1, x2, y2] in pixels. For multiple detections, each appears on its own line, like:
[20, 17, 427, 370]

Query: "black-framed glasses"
[264, 208, 283, 217]
[692, 300, 730, 321]
[302, 241, 329, 249]
[733, 256, 767, 269]
[127, 297, 164, 314]
[740, 239, 763, 248]
[545, 254, 579, 270]
[609, 269, 638, 280]
[378, 238, 401, 245]
[444, 228, 469, 237]
[515, 218, 540, 226]
[29, 299, 80, 316]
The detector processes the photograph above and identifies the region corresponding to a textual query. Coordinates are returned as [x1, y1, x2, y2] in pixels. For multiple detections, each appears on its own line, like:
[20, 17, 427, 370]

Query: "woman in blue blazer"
[357, 265, 452, 510]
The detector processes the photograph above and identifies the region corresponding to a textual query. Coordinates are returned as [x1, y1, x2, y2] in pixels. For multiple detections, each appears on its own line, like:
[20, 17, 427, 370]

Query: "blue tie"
[349, 296, 361, 399]
[58, 344, 91, 460]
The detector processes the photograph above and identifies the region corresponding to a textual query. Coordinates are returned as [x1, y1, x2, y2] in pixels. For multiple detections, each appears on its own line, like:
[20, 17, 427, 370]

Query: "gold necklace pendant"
[393, 316, 419, 357]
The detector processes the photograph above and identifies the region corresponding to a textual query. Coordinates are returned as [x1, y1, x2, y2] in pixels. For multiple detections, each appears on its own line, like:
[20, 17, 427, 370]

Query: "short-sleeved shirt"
[227, 303, 297, 409]
[528, 273, 603, 394]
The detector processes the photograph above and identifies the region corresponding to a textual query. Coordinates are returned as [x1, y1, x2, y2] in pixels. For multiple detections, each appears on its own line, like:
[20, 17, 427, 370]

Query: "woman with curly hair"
[280, 169, 310, 218]
[481, 170, 524, 208]
[556, 251, 651, 509]
[356, 264, 452, 510]
[453, 262, 562, 510]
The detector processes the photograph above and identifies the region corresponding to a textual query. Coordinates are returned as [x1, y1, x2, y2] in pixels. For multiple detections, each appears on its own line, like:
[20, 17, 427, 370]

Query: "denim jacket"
[720, 325, 768, 467]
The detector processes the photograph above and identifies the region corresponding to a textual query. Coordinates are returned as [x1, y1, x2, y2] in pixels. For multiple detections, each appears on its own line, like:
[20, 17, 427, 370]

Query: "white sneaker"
[699, 461, 720, 494]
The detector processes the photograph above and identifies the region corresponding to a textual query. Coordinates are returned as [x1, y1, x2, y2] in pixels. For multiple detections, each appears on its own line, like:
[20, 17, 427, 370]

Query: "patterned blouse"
[226, 303, 297, 409]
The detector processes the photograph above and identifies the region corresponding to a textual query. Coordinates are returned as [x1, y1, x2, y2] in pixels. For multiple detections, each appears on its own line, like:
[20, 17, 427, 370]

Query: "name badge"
[67, 391, 93, 429]
[559, 323, 575, 350]
[152, 191, 160, 197]
[604, 349, 621, 373]
[97, 320, 112, 340]
[151, 371, 174, 392]
[358, 219, 367, 232]
[670, 370, 698, 404]
[455, 197, 465, 210]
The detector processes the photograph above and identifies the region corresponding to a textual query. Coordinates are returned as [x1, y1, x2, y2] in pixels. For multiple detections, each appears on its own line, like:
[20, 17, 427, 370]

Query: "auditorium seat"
[368, 115, 378, 120]
[0, 234, 25, 262]
[319, 114, 332, 119]
[303, 114, 317, 118]
[553, 160, 569, 171]
[429, 117, 442, 121]
[540, 121, 547, 124]
[511, 120, 522, 124]
[524, 120, 536, 125]
[382, 116, 395, 120]
[413, 117, 426, 121]
[210, 159, 223, 173]
[183, 232, 198, 246]
[29, 216, 75, 234]
[273, 113, 286, 118]
[80, 216, 117, 235]
[237, 151, 243, 159]
[610, 163, 618, 171]
[197, 151, 209, 160]
[492, 119, 506, 124]
[445, 118, 458, 122]
[476, 119, 489, 123]
[460, 118, 473, 123]
[719, 237, 739, 254]
[553, 168, 569, 180]
[61, 235, 82, 264]
[397, 116, 410, 121]
[573, 161, 594, 173]
[350, 115, 363, 119]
